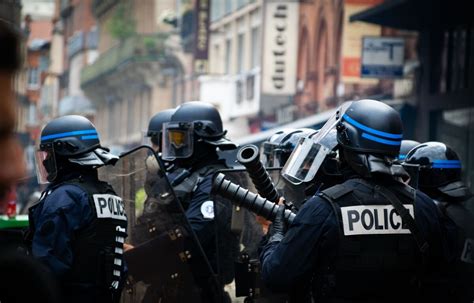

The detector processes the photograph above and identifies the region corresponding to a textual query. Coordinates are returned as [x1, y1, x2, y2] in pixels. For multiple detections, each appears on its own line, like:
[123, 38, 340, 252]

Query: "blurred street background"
[0, 0, 472, 212]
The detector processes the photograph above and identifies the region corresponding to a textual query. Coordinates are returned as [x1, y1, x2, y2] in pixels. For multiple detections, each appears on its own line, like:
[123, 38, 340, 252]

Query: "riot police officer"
[259, 100, 454, 302]
[145, 108, 176, 153]
[142, 108, 178, 214]
[261, 128, 317, 168]
[28, 115, 127, 303]
[405, 141, 474, 302]
[161, 101, 239, 302]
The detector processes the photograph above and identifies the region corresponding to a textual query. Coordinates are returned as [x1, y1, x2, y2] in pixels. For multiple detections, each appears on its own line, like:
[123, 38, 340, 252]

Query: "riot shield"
[211, 168, 304, 302]
[98, 146, 220, 303]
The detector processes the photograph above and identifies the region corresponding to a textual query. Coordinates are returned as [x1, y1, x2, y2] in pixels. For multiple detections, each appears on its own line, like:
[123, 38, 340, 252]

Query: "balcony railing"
[80, 34, 167, 87]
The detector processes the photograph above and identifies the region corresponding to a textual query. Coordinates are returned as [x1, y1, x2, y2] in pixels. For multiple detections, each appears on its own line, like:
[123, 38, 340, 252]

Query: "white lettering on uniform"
[115, 247, 123, 255]
[461, 238, 474, 264]
[201, 200, 215, 219]
[340, 205, 414, 236]
[92, 194, 127, 221]
[111, 281, 119, 289]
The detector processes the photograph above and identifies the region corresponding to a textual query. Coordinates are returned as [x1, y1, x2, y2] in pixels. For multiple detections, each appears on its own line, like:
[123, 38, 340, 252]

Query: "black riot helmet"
[36, 115, 118, 183]
[261, 128, 318, 168]
[161, 101, 237, 160]
[145, 108, 175, 150]
[404, 141, 472, 201]
[337, 99, 403, 157]
[398, 139, 420, 162]
[335, 100, 407, 178]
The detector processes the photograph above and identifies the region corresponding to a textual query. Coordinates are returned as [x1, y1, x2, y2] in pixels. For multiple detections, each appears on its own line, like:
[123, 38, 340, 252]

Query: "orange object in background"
[6, 189, 17, 218]
[256, 215, 272, 235]
[0, 185, 18, 217]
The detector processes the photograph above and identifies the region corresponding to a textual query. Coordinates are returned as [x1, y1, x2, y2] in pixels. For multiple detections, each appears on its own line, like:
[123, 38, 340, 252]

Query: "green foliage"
[108, 2, 136, 41]
[143, 36, 156, 50]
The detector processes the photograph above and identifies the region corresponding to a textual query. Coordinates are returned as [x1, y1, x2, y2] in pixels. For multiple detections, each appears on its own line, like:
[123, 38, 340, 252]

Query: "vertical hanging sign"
[261, 0, 299, 95]
[194, 0, 210, 74]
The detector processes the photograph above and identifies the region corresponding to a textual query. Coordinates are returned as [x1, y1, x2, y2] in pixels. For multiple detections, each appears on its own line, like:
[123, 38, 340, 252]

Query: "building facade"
[351, 0, 474, 190]
[57, 0, 97, 119]
[80, 0, 181, 150]
[295, 0, 344, 116]
[201, 0, 263, 138]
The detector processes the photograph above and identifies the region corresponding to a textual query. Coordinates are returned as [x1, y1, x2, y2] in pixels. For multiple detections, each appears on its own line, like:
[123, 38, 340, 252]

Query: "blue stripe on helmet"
[362, 133, 402, 146]
[398, 154, 407, 160]
[432, 160, 461, 164]
[41, 129, 97, 141]
[432, 164, 462, 169]
[343, 114, 403, 139]
[81, 135, 99, 140]
[432, 160, 461, 169]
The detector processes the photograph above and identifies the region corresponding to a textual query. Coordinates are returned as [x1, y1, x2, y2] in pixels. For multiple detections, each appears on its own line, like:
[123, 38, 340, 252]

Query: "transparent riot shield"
[98, 146, 220, 303]
[211, 168, 304, 302]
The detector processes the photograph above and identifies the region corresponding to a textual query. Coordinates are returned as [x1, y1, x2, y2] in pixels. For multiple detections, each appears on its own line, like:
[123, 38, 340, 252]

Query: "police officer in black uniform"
[142, 108, 178, 224]
[260, 99, 455, 302]
[27, 115, 127, 303]
[161, 101, 239, 302]
[145, 109, 175, 153]
[405, 141, 474, 302]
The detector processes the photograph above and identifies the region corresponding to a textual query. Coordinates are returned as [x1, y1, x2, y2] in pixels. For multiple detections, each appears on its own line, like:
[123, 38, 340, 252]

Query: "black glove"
[268, 205, 288, 243]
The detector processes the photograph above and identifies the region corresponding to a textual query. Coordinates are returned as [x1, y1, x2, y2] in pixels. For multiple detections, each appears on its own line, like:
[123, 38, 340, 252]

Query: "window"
[250, 9, 261, 68]
[439, 27, 470, 93]
[28, 104, 37, 124]
[224, 0, 233, 15]
[211, 0, 223, 21]
[39, 56, 49, 72]
[237, 33, 245, 73]
[225, 39, 232, 74]
[237, 0, 247, 9]
[28, 67, 40, 89]
[67, 31, 84, 58]
[87, 27, 99, 49]
[251, 26, 261, 68]
[246, 74, 255, 100]
[236, 79, 243, 104]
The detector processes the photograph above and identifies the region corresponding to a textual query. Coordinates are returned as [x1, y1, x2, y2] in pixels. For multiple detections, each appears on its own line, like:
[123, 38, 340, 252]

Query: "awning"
[59, 95, 96, 116]
[350, 0, 470, 31]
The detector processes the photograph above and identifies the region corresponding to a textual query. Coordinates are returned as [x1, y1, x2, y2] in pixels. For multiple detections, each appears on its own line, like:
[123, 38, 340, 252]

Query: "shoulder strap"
[320, 184, 354, 200]
[377, 184, 429, 254]
[348, 178, 429, 254]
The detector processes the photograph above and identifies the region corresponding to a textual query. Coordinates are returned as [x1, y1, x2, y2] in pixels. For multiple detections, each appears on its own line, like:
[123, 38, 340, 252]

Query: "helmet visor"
[35, 145, 57, 184]
[162, 122, 194, 160]
[281, 137, 332, 185]
[281, 102, 353, 185]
